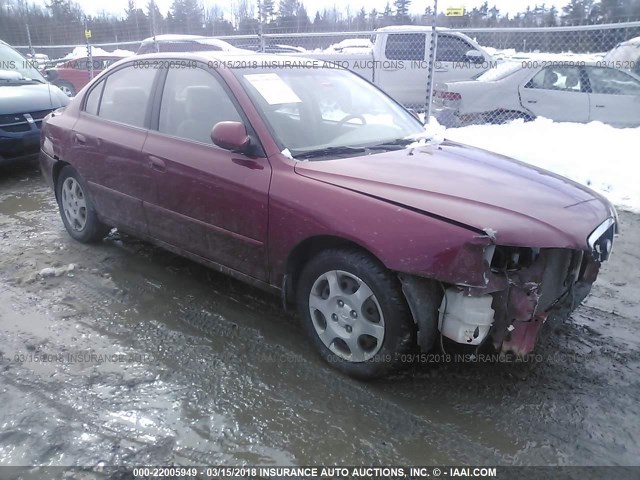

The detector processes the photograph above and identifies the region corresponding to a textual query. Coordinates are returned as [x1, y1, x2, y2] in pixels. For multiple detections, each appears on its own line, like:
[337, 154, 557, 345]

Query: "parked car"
[604, 36, 640, 75]
[40, 52, 617, 378]
[0, 40, 69, 166]
[44, 55, 127, 97]
[433, 60, 640, 128]
[291, 26, 496, 107]
[137, 34, 241, 54]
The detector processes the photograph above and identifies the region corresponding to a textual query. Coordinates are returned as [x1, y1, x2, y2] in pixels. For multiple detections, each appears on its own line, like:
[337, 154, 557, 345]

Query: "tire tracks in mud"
[31, 267, 509, 465]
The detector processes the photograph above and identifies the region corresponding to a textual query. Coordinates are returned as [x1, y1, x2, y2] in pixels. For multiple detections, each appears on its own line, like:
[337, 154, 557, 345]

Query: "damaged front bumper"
[404, 217, 617, 356]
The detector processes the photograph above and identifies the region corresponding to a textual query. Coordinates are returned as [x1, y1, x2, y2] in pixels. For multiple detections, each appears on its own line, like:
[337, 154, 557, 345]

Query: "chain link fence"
[5, 3, 640, 128]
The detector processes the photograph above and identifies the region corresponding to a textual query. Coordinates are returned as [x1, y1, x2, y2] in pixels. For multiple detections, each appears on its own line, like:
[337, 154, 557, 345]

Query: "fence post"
[84, 17, 94, 81]
[257, 0, 265, 52]
[425, 0, 438, 125]
[25, 24, 35, 58]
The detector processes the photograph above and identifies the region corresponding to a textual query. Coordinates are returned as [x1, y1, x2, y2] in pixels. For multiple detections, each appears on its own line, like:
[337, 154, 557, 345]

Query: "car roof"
[126, 51, 329, 66]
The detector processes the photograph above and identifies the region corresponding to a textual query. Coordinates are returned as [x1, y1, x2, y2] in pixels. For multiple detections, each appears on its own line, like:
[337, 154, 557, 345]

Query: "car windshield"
[235, 65, 425, 158]
[475, 61, 521, 81]
[0, 43, 46, 83]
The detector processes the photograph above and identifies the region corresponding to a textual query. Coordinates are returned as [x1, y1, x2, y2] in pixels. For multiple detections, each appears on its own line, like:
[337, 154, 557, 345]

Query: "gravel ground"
[0, 162, 639, 471]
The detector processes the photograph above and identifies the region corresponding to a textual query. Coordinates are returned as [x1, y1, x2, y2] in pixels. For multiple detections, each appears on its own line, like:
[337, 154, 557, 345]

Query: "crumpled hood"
[0, 83, 68, 115]
[294, 140, 614, 249]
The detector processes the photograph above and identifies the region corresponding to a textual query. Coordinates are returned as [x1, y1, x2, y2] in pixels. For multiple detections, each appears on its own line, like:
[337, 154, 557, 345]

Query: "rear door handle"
[527, 100, 538, 104]
[148, 155, 166, 172]
[74, 133, 87, 144]
[595, 105, 606, 108]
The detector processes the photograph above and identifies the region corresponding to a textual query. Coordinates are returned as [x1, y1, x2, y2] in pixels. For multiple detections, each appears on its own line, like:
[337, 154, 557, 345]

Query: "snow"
[438, 117, 640, 213]
[482, 46, 605, 62]
[61, 46, 134, 60]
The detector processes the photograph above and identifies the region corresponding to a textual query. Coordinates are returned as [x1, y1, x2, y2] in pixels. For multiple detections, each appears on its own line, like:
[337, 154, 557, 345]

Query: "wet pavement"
[0, 161, 639, 468]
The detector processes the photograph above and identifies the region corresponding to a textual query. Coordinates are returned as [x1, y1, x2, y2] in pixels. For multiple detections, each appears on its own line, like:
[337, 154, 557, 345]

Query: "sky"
[70, 0, 570, 20]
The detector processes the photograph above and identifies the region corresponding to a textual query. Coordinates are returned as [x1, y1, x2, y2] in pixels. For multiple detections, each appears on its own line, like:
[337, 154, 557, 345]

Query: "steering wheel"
[337, 114, 367, 127]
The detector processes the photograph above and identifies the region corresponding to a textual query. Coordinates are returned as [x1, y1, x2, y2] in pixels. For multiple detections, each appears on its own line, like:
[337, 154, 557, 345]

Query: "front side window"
[526, 66, 584, 92]
[97, 66, 156, 128]
[585, 67, 640, 95]
[384, 34, 426, 61]
[159, 67, 242, 144]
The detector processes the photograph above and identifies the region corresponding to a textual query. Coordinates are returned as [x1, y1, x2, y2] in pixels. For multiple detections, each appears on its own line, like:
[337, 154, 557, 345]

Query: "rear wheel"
[56, 166, 109, 243]
[296, 248, 416, 379]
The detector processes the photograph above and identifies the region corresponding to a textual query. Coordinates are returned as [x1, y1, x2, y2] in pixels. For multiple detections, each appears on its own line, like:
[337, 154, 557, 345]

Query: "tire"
[54, 81, 76, 97]
[56, 166, 110, 243]
[296, 248, 416, 379]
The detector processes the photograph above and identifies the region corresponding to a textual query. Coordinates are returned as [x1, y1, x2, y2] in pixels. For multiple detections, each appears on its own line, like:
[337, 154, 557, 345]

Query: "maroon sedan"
[39, 52, 618, 378]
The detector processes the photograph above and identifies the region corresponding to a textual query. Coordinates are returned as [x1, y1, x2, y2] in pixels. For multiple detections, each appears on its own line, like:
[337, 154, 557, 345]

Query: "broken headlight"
[490, 246, 540, 272]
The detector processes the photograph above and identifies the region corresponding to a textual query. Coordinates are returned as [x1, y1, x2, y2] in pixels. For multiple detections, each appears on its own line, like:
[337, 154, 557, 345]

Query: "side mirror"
[465, 50, 485, 64]
[211, 121, 251, 152]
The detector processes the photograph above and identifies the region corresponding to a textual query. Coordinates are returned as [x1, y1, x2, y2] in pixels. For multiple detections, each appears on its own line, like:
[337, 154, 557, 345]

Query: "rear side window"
[98, 66, 157, 128]
[84, 81, 103, 115]
[158, 67, 242, 144]
[436, 35, 474, 62]
[586, 67, 640, 95]
[526, 66, 584, 92]
[384, 34, 426, 61]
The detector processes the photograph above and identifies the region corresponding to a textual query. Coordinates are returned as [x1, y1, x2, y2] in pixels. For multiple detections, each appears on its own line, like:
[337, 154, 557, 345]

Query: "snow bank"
[441, 117, 640, 212]
[481, 45, 604, 62]
[61, 46, 134, 60]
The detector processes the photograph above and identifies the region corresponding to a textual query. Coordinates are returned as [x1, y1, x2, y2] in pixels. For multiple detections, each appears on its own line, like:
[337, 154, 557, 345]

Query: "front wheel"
[54, 81, 76, 97]
[56, 166, 110, 243]
[296, 248, 416, 379]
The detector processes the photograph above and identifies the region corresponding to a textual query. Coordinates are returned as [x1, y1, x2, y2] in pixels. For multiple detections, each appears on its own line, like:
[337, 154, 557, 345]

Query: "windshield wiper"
[367, 138, 415, 150]
[293, 145, 366, 160]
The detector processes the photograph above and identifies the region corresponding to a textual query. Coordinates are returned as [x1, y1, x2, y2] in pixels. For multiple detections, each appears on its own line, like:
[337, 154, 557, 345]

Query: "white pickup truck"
[292, 26, 496, 107]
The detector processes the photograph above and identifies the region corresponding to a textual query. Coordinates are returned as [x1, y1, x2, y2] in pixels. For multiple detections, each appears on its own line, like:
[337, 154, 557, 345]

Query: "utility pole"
[425, 0, 438, 125]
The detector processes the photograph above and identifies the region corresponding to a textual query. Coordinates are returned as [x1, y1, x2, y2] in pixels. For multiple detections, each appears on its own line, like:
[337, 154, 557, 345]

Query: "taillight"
[435, 91, 462, 101]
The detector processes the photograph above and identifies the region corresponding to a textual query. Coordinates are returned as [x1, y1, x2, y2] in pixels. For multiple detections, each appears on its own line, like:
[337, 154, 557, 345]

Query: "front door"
[142, 65, 272, 281]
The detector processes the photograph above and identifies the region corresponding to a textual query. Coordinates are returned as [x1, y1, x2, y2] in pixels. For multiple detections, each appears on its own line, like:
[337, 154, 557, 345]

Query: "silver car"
[433, 60, 640, 128]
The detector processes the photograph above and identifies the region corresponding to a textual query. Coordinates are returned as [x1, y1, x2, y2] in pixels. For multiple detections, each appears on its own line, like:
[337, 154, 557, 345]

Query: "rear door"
[142, 65, 272, 281]
[585, 66, 640, 127]
[519, 66, 590, 122]
[69, 64, 159, 234]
